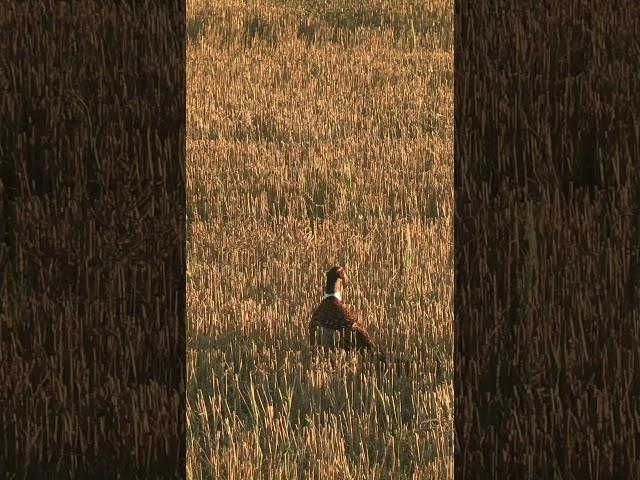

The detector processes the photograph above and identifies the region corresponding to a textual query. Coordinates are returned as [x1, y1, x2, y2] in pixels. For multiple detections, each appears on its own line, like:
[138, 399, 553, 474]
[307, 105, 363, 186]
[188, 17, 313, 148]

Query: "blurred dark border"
[455, 0, 640, 477]
[0, 2, 186, 478]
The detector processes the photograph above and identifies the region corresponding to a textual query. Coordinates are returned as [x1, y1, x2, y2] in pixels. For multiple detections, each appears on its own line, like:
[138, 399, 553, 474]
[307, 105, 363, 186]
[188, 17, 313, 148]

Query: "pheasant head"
[325, 266, 346, 298]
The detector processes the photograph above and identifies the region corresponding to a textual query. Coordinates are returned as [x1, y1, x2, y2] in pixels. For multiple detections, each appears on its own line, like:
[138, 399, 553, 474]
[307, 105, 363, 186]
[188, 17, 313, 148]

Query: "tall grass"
[187, 0, 453, 478]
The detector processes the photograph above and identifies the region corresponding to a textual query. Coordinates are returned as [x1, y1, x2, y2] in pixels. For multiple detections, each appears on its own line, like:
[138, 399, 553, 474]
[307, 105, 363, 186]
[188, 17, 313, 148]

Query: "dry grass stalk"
[187, 0, 453, 478]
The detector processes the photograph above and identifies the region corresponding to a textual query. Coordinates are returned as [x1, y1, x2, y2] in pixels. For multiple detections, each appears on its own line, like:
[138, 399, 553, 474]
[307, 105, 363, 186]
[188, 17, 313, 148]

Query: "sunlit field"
[186, 0, 453, 478]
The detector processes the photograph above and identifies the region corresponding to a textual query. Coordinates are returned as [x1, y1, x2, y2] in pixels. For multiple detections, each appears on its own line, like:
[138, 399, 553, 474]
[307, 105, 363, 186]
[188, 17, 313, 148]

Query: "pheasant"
[309, 266, 375, 352]
[308, 266, 424, 377]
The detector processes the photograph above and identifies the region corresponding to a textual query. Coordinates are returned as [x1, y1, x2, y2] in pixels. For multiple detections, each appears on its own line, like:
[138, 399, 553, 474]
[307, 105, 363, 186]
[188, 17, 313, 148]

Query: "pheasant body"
[309, 296, 374, 351]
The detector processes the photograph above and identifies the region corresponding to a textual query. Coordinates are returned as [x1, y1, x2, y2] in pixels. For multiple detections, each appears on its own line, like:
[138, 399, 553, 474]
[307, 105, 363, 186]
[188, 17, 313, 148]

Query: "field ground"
[186, 0, 453, 478]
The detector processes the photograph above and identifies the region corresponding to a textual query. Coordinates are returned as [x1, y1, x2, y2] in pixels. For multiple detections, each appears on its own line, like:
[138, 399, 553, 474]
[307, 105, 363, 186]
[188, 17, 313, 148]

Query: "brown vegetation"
[1, 2, 185, 477]
[187, 0, 453, 478]
[455, 2, 640, 477]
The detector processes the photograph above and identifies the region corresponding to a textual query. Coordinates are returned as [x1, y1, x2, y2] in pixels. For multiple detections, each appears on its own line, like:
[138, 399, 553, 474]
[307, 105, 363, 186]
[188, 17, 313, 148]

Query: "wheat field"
[186, 0, 453, 478]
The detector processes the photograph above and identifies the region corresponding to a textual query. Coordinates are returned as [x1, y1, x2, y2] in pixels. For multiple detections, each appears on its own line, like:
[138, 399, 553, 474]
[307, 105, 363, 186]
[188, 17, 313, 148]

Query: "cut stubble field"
[186, 1, 453, 478]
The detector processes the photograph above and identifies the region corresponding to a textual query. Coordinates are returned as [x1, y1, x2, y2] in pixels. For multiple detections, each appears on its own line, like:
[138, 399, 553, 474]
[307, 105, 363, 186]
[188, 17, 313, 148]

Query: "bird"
[308, 266, 424, 378]
[308, 266, 375, 352]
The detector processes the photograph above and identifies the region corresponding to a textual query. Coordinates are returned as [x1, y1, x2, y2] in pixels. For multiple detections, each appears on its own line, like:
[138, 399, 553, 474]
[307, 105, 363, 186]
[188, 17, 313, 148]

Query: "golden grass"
[187, 0, 453, 478]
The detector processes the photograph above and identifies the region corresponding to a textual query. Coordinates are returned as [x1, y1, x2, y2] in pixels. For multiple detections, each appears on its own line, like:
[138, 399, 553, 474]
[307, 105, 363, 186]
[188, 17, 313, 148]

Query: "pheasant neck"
[323, 291, 342, 301]
[324, 277, 342, 300]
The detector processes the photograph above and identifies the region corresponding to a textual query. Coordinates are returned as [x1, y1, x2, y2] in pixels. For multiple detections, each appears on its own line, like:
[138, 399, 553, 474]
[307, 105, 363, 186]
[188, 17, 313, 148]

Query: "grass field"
[186, 0, 453, 478]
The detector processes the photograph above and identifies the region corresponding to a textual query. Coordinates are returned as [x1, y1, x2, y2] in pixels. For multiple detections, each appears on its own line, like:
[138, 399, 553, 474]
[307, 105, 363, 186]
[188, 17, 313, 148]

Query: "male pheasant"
[308, 266, 421, 377]
[309, 266, 375, 351]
